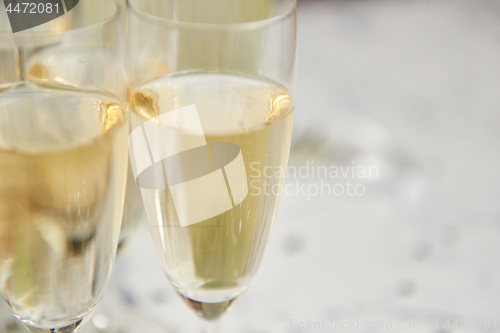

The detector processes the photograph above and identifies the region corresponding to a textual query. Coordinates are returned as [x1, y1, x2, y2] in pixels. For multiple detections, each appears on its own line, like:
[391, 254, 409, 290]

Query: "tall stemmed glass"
[0, 1, 129, 332]
[14, 0, 168, 332]
[127, 0, 297, 330]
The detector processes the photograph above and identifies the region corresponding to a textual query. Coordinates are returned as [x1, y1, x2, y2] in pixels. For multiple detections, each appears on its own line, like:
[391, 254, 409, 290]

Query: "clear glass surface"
[0, 1, 128, 332]
[0, 82, 128, 332]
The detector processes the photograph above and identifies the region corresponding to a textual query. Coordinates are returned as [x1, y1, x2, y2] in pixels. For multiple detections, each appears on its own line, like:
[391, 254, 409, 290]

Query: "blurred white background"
[92, 0, 500, 332]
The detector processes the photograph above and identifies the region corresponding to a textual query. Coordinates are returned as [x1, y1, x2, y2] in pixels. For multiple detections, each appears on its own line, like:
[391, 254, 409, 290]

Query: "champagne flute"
[127, 0, 297, 329]
[15, 1, 166, 331]
[0, 1, 129, 332]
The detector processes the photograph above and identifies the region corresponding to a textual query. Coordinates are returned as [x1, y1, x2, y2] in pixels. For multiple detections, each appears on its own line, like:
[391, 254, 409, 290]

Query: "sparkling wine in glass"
[127, 0, 297, 327]
[0, 1, 129, 332]
[0, 81, 129, 333]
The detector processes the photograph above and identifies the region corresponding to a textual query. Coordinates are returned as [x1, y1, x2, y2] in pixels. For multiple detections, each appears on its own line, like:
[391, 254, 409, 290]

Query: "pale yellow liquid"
[26, 48, 145, 253]
[130, 72, 293, 320]
[0, 82, 128, 329]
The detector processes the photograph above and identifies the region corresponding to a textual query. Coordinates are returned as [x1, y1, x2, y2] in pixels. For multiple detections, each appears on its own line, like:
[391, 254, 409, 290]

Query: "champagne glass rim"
[0, 80, 128, 154]
[0, 0, 120, 37]
[127, 0, 297, 31]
